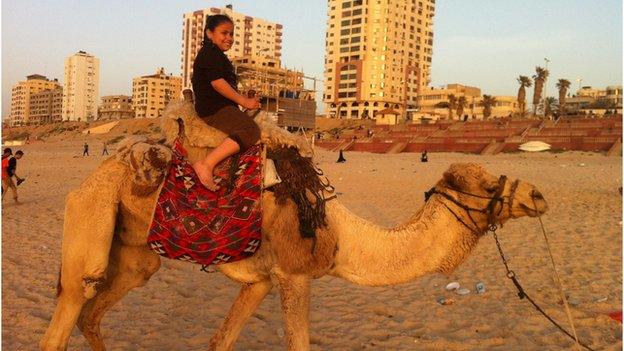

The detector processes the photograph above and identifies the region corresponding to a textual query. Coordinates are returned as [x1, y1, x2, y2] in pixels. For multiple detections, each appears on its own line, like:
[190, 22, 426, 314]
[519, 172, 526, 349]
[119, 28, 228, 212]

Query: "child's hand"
[241, 97, 261, 110]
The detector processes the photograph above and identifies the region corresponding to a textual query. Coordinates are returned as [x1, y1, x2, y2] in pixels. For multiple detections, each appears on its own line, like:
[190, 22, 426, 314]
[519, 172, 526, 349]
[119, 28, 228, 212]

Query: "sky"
[2, 0, 622, 118]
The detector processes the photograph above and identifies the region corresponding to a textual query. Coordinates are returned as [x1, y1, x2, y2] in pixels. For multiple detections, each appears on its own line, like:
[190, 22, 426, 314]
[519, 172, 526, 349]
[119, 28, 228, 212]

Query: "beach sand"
[2, 139, 622, 350]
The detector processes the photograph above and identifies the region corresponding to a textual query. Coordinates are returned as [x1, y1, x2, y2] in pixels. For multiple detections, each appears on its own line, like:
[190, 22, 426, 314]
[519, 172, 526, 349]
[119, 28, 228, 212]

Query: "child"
[191, 14, 261, 190]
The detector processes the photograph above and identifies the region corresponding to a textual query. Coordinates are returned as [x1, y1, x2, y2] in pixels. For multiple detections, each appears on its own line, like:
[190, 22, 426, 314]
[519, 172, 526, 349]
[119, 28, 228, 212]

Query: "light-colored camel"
[40, 103, 548, 351]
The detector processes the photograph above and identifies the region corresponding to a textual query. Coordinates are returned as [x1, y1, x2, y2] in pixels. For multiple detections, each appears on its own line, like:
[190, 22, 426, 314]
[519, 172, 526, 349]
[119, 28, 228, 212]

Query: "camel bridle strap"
[426, 175, 510, 235]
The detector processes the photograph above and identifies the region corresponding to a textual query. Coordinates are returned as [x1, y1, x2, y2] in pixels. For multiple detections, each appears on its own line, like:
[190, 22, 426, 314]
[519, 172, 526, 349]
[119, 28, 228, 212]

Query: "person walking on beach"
[191, 14, 261, 191]
[2, 150, 24, 203]
[2, 148, 13, 197]
[83, 142, 89, 156]
[102, 142, 109, 155]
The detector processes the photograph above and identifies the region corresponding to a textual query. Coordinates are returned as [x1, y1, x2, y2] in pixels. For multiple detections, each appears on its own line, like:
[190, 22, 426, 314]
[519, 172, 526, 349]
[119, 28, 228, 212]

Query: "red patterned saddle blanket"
[147, 140, 262, 266]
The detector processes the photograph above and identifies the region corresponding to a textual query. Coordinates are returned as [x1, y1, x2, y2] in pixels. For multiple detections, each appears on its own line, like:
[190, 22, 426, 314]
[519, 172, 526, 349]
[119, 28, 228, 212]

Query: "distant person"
[2, 150, 24, 203]
[421, 150, 428, 163]
[337, 149, 346, 163]
[83, 142, 89, 156]
[102, 142, 109, 155]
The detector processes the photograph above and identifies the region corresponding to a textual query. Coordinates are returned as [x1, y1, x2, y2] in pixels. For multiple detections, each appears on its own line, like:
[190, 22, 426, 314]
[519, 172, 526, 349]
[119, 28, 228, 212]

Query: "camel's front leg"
[77, 240, 161, 351]
[272, 271, 311, 351]
[209, 279, 273, 351]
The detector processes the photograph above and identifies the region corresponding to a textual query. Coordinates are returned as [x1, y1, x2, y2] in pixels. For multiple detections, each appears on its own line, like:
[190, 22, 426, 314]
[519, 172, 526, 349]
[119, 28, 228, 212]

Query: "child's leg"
[193, 137, 240, 190]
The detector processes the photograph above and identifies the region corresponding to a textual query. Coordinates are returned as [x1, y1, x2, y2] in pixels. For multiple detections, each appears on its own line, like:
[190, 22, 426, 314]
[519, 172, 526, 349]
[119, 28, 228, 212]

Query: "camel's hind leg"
[209, 279, 273, 351]
[76, 241, 161, 351]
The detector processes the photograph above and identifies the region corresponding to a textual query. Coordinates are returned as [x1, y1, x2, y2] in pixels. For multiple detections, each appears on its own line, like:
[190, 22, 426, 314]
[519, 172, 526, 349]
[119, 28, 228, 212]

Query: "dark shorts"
[200, 105, 261, 151]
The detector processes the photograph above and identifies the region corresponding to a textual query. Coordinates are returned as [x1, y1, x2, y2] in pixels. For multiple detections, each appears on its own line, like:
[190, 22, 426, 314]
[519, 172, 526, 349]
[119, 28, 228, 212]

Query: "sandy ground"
[2, 138, 622, 350]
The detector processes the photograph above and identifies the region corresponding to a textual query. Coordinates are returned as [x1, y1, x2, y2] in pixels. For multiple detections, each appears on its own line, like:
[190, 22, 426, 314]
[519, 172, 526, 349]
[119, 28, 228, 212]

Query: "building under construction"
[232, 56, 316, 130]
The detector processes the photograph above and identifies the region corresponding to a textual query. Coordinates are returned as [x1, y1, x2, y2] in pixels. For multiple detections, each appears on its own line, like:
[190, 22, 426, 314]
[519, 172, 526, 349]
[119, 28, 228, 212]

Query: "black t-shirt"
[192, 42, 238, 116]
[7, 157, 17, 177]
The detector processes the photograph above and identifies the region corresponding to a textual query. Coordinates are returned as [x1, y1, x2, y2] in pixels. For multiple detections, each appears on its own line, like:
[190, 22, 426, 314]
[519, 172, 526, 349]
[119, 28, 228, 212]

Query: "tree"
[447, 94, 457, 120]
[481, 95, 497, 119]
[556, 79, 571, 115]
[516, 75, 532, 116]
[456, 96, 468, 120]
[544, 97, 558, 118]
[532, 66, 549, 115]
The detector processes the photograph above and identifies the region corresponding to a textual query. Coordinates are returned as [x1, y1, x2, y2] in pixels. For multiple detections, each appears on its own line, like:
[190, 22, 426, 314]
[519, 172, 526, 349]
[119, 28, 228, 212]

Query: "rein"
[425, 176, 593, 351]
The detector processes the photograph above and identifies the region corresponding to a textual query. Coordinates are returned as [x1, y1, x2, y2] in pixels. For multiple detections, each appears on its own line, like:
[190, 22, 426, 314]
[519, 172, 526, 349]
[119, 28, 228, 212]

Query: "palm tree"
[544, 97, 558, 118]
[516, 75, 532, 116]
[556, 79, 571, 116]
[447, 94, 457, 119]
[456, 96, 467, 120]
[532, 66, 549, 115]
[481, 95, 497, 119]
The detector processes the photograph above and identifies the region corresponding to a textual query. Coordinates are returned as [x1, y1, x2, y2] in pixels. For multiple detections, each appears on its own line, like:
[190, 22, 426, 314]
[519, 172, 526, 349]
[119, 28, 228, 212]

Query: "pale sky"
[2, 0, 622, 118]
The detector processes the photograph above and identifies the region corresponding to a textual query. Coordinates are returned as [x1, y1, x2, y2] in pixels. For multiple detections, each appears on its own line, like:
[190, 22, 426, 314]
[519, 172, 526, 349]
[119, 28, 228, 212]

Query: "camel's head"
[116, 137, 172, 196]
[436, 163, 548, 229]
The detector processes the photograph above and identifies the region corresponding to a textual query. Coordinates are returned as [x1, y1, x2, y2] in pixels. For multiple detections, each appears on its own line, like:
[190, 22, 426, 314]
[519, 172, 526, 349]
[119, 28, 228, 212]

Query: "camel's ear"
[443, 163, 469, 190]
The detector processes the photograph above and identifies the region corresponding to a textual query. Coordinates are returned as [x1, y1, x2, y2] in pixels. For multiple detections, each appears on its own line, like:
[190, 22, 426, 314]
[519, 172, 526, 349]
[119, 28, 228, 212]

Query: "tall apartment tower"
[9, 74, 61, 126]
[181, 5, 283, 88]
[324, 0, 435, 120]
[62, 51, 100, 121]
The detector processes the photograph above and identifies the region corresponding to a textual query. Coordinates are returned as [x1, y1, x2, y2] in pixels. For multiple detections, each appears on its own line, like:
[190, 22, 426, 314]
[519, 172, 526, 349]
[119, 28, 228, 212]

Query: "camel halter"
[424, 175, 514, 235]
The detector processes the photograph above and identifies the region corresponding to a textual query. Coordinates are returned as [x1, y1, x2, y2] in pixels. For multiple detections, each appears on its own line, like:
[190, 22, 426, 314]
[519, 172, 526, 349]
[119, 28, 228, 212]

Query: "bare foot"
[192, 160, 219, 191]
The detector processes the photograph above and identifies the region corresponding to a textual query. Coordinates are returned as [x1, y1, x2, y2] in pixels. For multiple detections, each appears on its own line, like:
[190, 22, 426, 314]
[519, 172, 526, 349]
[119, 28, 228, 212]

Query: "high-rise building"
[132, 68, 182, 118]
[323, 0, 435, 120]
[9, 74, 61, 126]
[181, 5, 283, 88]
[62, 51, 100, 121]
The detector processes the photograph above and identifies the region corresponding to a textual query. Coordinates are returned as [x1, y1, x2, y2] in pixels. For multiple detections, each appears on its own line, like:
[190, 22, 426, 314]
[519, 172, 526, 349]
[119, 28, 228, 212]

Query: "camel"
[40, 102, 549, 351]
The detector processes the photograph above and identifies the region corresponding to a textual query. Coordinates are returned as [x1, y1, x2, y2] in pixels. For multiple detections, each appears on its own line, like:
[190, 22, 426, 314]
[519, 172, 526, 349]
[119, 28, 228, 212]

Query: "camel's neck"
[327, 197, 482, 286]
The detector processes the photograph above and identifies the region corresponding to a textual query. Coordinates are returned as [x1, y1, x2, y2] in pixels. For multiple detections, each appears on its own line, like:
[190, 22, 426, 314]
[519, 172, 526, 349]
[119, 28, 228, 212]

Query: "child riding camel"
[191, 14, 261, 190]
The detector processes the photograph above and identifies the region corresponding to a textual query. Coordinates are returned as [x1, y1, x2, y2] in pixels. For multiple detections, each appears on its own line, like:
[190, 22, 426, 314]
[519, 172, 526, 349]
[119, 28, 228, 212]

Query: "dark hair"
[203, 14, 233, 45]
[3, 148, 12, 155]
[15, 150, 23, 156]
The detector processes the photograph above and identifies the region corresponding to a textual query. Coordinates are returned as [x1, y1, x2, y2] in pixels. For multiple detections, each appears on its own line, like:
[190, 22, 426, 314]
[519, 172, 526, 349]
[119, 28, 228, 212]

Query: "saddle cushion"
[146, 140, 262, 265]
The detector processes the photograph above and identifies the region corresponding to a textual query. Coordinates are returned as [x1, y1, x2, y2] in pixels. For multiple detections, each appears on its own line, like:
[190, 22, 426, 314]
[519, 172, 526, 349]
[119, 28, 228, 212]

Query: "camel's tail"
[56, 264, 62, 298]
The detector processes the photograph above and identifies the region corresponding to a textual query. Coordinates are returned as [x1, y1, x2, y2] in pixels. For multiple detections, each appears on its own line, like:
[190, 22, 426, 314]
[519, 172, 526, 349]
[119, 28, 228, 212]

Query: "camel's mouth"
[520, 202, 548, 217]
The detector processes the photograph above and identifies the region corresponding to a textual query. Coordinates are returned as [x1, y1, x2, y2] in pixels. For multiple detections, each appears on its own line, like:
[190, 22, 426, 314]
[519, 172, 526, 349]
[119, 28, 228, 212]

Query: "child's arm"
[211, 79, 260, 110]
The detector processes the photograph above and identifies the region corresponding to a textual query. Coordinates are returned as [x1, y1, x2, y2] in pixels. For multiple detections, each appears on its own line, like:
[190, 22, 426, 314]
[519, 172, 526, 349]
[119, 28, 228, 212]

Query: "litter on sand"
[455, 288, 470, 295]
[437, 297, 455, 306]
[445, 282, 460, 291]
[475, 282, 486, 294]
